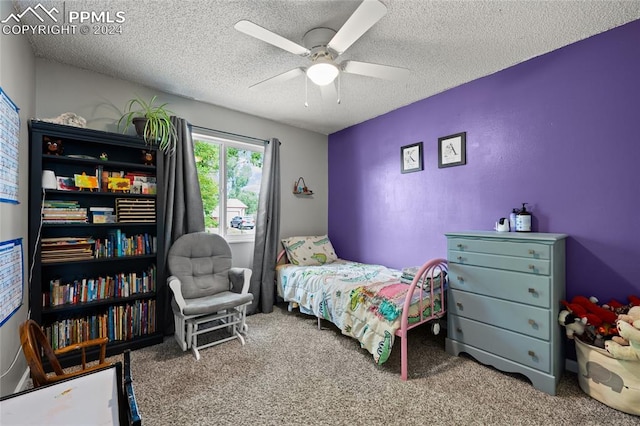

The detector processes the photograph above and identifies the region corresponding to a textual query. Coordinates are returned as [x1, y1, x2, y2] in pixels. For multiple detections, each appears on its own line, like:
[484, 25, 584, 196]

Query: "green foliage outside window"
[194, 141, 220, 229]
[194, 140, 263, 232]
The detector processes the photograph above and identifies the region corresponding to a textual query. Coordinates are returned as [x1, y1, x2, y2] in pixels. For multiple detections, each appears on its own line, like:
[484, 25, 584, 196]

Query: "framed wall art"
[438, 132, 466, 168]
[400, 142, 423, 173]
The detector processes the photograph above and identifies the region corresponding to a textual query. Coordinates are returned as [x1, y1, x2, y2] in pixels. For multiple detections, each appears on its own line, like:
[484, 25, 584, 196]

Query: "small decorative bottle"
[515, 203, 532, 232]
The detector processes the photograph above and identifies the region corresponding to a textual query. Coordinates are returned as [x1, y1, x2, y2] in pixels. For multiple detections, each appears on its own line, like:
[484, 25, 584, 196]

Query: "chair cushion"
[173, 291, 254, 316]
[168, 232, 232, 299]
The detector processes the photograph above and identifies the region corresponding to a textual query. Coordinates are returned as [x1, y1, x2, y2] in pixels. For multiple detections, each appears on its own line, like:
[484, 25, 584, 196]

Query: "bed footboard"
[396, 258, 448, 381]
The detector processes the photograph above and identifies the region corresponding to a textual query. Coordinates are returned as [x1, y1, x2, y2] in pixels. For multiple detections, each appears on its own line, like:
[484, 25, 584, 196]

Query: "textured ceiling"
[10, 0, 640, 135]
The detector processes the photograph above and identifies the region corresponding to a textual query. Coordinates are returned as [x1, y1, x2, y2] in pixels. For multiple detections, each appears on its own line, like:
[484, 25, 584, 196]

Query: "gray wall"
[34, 59, 329, 265]
[0, 1, 35, 397]
[0, 50, 328, 395]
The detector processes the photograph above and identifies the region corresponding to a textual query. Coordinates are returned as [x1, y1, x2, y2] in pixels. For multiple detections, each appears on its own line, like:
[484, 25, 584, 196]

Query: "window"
[192, 132, 263, 241]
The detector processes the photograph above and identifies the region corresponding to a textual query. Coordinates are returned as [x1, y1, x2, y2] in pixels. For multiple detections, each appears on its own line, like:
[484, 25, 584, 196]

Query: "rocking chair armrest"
[54, 337, 108, 356]
[168, 275, 187, 312]
[229, 267, 252, 294]
[54, 337, 109, 368]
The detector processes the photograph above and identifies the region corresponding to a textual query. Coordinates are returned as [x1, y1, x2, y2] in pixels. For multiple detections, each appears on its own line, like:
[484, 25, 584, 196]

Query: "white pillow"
[281, 235, 338, 266]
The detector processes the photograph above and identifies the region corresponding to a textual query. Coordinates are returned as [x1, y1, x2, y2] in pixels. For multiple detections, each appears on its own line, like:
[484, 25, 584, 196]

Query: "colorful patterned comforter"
[276, 260, 443, 364]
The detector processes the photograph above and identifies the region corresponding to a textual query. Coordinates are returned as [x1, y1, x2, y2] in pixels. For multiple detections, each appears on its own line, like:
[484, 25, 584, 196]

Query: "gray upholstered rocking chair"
[167, 232, 253, 360]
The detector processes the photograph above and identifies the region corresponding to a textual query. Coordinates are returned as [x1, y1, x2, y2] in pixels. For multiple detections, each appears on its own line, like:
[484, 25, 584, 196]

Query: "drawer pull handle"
[528, 288, 536, 294]
[456, 302, 463, 309]
[528, 350, 535, 357]
[457, 256, 463, 262]
[457, 276, 464, 282]
[528, 319, 536, 326]
[528, 264, 535, 270]
[528, 249, 535, 255]
[457, 243, 464, 249]
[456, 327, 462, 333]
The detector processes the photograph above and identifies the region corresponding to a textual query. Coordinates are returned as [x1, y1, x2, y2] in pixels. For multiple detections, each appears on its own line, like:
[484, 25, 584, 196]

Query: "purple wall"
[328, 20, 640, 304]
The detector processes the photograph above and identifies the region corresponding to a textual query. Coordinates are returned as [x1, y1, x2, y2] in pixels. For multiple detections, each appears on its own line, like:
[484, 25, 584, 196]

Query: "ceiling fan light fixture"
[306, 61, 339, 86]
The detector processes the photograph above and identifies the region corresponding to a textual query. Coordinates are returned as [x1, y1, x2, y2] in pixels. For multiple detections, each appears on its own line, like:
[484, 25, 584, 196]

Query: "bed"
[275, 235, 447, 380]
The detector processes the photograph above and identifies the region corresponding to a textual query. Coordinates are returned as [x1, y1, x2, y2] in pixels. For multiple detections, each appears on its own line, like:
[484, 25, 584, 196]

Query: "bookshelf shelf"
[41, 292, 157, 315]
[40, 254, 158, 267]
[29, 121, 165, 366]
[43, 154, 156, 171]
[43, 189, 157, 198]
[43, 222, 156, 228]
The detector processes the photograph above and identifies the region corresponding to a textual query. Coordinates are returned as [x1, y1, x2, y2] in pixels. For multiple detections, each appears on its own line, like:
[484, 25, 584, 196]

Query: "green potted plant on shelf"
[118, 95, 177, 154]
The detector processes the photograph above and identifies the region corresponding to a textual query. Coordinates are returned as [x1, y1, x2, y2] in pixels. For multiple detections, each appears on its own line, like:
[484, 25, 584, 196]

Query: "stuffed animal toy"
[39, 112, 87, 128]
[141, 150, 155, 165]
[605, 309, 640, 361]
[602, 295, 640, 315]
[571, 295, 618, 325]
[558, 309, 587, 339]
[618, 305, 640, 327]
[43, 136, 63, 155]
[561, 299, 603, 327]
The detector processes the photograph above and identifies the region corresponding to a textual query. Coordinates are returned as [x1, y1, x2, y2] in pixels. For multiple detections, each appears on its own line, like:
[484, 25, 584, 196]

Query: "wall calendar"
[0, 238, 24, 326]
[0, 86, 20, 204]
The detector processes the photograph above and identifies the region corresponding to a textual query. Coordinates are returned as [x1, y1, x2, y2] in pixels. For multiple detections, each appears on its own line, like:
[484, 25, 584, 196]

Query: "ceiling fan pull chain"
[304, 75, 309, 108]
[337, 73, 341, 104]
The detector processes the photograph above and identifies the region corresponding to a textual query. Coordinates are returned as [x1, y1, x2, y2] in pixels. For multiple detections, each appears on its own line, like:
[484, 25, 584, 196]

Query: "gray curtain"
[162, 116, 205, 334]
[249, 138, 281, 314]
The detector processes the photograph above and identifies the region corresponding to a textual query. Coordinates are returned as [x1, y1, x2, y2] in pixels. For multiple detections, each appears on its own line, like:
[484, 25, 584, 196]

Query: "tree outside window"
[193, 133, 263, 239]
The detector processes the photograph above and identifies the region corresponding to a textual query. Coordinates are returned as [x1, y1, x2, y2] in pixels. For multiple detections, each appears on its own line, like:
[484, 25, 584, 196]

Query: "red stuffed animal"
[561, 299, 603, 327]
[602, 295, 640, 315]
[571, 296, 618, 325]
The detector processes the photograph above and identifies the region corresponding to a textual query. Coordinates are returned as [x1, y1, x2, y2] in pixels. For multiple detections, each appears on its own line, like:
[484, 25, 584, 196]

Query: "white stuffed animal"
[605, 306, 640, 361]
[558, 309, 587, 339]
[39, 112, 86, 128]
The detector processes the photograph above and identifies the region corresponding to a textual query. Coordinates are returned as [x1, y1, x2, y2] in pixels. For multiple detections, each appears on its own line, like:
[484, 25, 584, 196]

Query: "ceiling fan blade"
[249, 68, 305, 90]
[327, 0, 387, 55]
[342, 60, 410, 81]
[235, 20, 310, 57]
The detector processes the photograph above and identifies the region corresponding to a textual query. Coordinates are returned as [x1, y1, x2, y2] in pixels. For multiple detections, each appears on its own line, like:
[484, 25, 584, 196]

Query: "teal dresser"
[445, 231, 568, 395]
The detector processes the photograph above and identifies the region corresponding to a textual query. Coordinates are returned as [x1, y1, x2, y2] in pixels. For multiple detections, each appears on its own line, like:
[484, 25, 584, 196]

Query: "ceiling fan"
[234, 0, 409, 103]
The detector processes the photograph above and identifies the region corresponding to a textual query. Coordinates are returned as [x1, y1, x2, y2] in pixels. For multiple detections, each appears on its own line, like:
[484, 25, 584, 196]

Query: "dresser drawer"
[448, 238, 550, 260]
[449, 250, 550, 275]
[448, 315, 551, 373]
[448, 289, 551, 340]
[448, 263, 550, 308]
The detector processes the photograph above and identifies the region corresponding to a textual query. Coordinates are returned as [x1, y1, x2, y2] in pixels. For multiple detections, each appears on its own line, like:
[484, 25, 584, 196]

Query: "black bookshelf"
[28, 121, 165, 367]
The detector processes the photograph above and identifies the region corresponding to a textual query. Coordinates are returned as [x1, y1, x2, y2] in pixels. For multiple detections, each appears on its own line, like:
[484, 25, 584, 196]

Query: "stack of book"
[42, 200, 88, 224]
[90, 206, 116, 223]
[116, 198, 156, 223]
[40, 236, 95, 263]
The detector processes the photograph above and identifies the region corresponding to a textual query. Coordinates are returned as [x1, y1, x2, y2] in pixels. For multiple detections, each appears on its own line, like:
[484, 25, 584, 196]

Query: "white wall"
[34, 60, 329, 266]
[0, 1, 35, 397]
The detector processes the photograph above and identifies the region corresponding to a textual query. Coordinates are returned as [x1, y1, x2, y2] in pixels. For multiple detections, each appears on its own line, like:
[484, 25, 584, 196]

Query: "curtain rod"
[190, 125, 269, 144]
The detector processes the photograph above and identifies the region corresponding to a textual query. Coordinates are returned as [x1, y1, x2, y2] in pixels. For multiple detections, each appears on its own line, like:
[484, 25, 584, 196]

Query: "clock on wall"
[401, 142, 423, 173]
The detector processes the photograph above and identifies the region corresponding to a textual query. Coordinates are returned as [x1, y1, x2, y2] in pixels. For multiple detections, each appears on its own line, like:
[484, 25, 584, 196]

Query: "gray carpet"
[124, 305, 638, 426]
